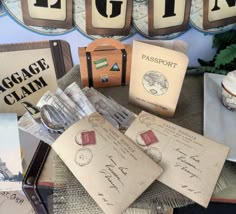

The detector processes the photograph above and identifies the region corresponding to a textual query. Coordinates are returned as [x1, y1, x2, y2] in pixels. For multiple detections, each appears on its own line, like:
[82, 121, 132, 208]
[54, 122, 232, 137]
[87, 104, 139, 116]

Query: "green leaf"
[213, 30, 236, 50]
[187, 66, 229, 75]
[198, 58, 214, 66]
[194, 66, 228, 75]
[215, 44, 236, 68]
[197, 66, 216, 73]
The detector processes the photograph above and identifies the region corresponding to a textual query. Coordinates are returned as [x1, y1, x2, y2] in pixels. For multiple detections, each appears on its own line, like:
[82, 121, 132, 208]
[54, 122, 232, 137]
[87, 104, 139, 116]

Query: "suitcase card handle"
[86, 38, 125, 52]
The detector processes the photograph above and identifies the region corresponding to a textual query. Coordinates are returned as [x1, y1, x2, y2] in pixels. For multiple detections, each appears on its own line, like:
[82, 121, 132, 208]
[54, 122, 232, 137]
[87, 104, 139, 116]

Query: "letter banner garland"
[133, 0, 235, 38]
[16, 0, 236, 38]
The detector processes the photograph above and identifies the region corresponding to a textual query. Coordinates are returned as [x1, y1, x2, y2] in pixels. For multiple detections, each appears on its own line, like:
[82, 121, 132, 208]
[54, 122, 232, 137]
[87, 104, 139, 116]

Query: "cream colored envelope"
[52, 112, 163, 214]
[125, 111, 229, 208]
[129, 40, 189, 117]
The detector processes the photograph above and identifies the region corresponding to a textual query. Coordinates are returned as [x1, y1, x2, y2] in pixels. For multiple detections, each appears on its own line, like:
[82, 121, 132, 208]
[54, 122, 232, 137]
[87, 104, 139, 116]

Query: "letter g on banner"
[95, 0, 123, 18]
[93, 0, 125, 27]
[86, 0, 133, 36]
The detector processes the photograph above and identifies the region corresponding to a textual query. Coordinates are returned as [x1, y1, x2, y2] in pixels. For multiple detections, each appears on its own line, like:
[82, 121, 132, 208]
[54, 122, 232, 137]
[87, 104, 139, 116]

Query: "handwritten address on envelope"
[52, 112, 163, 214]
[125, 111, 229, 208]
[0, 191, 34, 214]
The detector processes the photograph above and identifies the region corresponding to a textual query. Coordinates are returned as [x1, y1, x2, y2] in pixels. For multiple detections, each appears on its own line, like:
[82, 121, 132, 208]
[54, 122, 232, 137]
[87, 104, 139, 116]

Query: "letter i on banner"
[203, 0, 236, 29]
[21, 0, 73, 29]
[86, 0, 133, 36]
[148, 0, 192, 36]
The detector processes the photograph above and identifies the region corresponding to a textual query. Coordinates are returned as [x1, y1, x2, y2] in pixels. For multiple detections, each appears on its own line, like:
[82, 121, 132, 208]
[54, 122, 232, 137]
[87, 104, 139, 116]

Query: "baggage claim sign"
[0, 47, 58, 115]
[1, 59, 48, 105]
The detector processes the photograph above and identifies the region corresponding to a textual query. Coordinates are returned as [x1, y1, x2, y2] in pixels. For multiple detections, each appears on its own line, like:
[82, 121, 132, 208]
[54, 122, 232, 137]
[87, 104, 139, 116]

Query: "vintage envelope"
[52, 112, 163, 214]
[125, 111, 229, 208]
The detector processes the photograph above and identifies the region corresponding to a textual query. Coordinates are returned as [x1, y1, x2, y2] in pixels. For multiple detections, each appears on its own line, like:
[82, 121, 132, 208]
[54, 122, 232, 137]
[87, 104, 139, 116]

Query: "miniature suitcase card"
[79, 38, 132, 88]
[129, 40, 189, 117]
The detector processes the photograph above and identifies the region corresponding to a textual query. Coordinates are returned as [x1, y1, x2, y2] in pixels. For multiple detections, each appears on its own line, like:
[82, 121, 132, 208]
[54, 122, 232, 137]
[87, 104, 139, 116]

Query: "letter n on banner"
[86, 0, 133, 36]
[148, 0, 192, 36]
[203, 0, 236, 29]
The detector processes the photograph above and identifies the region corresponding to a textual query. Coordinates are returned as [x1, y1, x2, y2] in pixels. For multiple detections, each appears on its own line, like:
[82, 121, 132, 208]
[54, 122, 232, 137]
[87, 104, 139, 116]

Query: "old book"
[129, 40, 189, 117]
[52, 112, 163, 214]
[125, 111, 229, 208]
[0, 40, 73, 115]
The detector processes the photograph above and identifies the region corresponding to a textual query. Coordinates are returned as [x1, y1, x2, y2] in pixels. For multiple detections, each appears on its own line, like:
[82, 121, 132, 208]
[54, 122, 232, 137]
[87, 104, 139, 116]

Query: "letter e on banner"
[203, 0, 236, 29]
[148, 0, 192, 36]
[21, 0, 73, 28]
[28, 0, 66, 21]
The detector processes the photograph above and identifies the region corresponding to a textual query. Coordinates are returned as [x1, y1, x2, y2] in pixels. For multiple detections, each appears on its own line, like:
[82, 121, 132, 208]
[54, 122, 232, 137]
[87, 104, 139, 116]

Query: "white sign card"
[0, 114, 22, 191]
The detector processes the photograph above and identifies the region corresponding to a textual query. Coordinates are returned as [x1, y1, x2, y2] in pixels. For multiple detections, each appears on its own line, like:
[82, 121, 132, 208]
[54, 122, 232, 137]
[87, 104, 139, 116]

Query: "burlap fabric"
[51, 65, 235, 214]
[58, 65, 203, 134]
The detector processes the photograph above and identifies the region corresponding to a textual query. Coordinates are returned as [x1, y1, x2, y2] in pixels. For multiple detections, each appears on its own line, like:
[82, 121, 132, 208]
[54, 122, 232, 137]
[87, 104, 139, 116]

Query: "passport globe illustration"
[142, 71, 169, 96]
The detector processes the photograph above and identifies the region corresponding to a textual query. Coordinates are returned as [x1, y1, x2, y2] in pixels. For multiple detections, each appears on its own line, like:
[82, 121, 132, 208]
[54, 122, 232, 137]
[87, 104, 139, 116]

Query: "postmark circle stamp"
[88, 114, 105, 127]
[139, 112, 156, 126]
[142, 71, 169, 96]
[144, 147, 162, 164]
[75, 148, 93, 167]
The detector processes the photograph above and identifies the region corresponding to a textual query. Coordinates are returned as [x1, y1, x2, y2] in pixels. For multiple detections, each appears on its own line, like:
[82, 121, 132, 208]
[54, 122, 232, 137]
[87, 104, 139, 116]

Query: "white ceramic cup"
[222, 83, 236, 111]
[221, 71, 236, 111]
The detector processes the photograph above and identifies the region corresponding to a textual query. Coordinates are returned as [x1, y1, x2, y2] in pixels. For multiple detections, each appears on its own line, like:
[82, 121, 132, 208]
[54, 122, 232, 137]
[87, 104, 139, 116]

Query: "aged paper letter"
[125, 111, 229, 207]
[52, 112, 163, 214]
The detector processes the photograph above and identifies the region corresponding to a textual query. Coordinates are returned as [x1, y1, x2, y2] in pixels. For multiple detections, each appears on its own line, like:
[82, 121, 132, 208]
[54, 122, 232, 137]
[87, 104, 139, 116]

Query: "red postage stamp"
[81, 131, 96, 145]
[140, 130, 159, 146]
